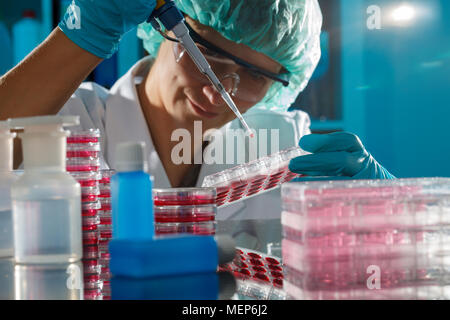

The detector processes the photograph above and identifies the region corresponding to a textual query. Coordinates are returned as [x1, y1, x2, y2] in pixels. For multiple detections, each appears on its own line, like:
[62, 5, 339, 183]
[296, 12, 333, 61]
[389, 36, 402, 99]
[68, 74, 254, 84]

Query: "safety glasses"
[159, 22, 290, 103]
[184, 23, 290, 87]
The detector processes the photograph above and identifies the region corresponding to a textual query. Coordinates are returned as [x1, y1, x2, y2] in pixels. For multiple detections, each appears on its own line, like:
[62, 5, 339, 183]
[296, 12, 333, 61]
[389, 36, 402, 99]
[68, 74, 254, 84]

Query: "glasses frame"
[159, 20, 291, 88]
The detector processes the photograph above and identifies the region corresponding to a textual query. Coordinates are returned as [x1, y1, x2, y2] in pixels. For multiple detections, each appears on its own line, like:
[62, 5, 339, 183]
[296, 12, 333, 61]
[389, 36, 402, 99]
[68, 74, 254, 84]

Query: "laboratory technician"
[0, 0, 394, 251]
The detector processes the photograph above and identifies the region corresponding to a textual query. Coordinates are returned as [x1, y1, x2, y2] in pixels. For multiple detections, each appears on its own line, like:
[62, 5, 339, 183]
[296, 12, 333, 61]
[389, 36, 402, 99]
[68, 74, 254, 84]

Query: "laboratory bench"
[0, 257, 238, 300]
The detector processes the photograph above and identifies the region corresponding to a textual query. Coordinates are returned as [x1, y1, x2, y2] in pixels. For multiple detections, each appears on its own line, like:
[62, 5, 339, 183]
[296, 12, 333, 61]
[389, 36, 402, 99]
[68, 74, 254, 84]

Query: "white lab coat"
[59, 56, 311, 252]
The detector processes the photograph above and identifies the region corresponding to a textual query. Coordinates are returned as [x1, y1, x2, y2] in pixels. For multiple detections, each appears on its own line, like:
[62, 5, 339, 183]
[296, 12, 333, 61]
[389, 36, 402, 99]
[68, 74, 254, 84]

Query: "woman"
[0, 0, 393, 250]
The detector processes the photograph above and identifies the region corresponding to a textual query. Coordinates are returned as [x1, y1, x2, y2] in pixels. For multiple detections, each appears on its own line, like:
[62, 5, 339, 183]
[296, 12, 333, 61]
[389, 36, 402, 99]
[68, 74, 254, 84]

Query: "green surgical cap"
[137, 0, 322, 111]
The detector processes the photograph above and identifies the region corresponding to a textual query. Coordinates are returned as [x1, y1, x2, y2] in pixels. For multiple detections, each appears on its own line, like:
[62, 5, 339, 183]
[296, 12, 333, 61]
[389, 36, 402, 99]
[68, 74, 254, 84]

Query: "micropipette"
[148, 0, 254, 137]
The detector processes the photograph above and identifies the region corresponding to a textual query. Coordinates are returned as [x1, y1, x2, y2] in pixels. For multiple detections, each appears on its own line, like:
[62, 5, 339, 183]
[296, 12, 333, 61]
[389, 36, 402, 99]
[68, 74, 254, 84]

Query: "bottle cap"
[22, 10, 36, 19]
[8, 115, 79, 131]
[0, 121, 14, 136]
[115, 142, 147, 172]
[7, 116, 79, 171]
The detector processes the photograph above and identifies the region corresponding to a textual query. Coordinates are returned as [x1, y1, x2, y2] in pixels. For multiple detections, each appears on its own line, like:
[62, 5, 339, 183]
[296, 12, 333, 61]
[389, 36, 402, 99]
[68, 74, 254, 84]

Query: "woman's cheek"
[238, 100, 256, 114]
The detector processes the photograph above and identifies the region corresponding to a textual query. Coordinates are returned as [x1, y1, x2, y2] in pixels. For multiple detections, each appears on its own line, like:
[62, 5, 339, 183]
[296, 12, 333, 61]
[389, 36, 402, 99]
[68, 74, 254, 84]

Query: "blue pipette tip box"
[109, 234, 219, 278]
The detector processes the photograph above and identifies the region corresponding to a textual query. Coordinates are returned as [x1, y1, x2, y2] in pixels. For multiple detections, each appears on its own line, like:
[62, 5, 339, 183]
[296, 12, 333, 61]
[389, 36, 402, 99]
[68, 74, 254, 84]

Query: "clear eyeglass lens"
[172, 42, 270, 103]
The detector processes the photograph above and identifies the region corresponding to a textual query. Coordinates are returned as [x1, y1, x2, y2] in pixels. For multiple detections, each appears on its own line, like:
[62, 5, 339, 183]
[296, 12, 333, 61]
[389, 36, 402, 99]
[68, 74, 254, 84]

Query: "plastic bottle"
[8, 116, 82, 264]
[12, 10, 42, 66]
[0, 21, 13, 75]
[111, 142, 154, 240]
[0, 122, 18, 257]
[41, 0, 53, 39]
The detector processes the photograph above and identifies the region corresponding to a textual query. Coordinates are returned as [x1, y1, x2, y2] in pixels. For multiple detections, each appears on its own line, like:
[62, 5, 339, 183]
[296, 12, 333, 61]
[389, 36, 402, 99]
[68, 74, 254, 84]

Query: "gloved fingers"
[288, 152, 352, 176]
[351, 156, 397, 180]
[299, 132, 365, 154]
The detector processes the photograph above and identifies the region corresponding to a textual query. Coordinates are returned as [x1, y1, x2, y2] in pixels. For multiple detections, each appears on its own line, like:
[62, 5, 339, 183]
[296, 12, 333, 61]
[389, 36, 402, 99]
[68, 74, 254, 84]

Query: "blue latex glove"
[59, 0, 156, 59]
[289, 132, 395, 180]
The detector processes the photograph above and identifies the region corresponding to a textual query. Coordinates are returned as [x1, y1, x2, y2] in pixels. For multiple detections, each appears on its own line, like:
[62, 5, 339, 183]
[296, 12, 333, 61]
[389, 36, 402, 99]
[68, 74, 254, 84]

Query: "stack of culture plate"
[153, 188, 217, 236]
[97, 169, 114, 300]
[281, 178, 450, 300]
[67, 129, 103, 300]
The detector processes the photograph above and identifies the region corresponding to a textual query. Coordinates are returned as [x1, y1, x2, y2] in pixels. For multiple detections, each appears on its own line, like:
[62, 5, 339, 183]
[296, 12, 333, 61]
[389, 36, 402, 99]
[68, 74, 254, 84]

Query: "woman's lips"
[187, 98, 220, 119]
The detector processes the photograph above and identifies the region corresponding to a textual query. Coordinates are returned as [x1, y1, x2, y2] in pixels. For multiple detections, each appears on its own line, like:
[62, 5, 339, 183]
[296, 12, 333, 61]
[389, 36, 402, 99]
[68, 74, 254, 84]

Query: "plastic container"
[220, 248, 284, 288]
[67, 129, 101, 144]
[66, 158, 101, 172]
[283, 271, 450, 300]
[12, 10, 41, 65]
[81, 201, 101, 217]
[82, 225, 99, 246]
[83, 259, 101, 275]
[82, 194, 99, 203]
[111, 142, 154, 240]
[111, 142, 154, 241]
[99, 169, 115, 185]
[235, 279, 287, 301]
[280, 178, 450, 300]
[66, 143, 101, 159]
[81, 184, 100, 202]
[98, 184, 111, 198]
[8, 116, 82, 264]
[101, 282, 111, 300]
[154, 205, 216, 223]
[14, 262, 84, 300]
[219, 247, 287, 301]
[154, 221, 217, 236]
[82, 215, 100, 227]
[84, 288, 103, 300]
[99, 251, 111, 264]
[99, 212, 112, 226]
[84, 274, 103, 290]
[0, 122, 18, 257]
[100, 267, 112, 282]
[81, 185, 100, 196]
[70, 171, 101, 187]
[281, 178, 450, 232]
[83, 245, 99, 260]
[202, 146, 306, 207]
[153, 188, 217, 206]
[109, 235, 226, 278]
[99, 197, 112, 212]
[99, 228, 112, 241]
[98, 240, 110, 254]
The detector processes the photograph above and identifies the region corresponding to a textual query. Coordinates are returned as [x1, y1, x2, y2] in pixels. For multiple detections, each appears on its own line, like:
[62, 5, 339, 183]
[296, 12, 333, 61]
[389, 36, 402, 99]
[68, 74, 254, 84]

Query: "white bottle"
[8, 116, 82, 264]
[0, 121, 18, 258]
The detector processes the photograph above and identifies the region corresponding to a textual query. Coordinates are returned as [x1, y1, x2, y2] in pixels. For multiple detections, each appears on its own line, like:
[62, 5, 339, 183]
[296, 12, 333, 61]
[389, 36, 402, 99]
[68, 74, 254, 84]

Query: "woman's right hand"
[59, 0, 157, 59]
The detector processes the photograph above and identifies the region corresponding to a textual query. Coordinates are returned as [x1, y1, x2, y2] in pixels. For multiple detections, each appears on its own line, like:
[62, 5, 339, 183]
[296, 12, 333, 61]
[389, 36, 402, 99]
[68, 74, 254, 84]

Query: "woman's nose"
[202, 86, 224, 106]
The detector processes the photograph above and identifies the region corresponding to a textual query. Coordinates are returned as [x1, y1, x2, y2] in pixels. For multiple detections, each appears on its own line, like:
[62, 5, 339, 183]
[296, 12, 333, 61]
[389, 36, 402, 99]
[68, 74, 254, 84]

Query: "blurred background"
[0, 0, 449, 178]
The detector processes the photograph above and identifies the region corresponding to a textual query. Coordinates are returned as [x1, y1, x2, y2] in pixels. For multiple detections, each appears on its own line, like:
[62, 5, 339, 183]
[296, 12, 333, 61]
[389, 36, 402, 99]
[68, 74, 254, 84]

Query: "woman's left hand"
[289, 132, 395, 179]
